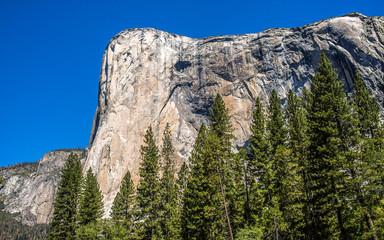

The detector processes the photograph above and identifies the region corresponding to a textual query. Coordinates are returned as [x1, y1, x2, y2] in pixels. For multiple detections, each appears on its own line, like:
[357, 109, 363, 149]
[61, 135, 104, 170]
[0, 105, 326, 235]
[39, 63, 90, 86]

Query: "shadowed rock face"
[1, 13, 383, 224]
[0, 150, 85, 225]
[85, 12, 384, 216]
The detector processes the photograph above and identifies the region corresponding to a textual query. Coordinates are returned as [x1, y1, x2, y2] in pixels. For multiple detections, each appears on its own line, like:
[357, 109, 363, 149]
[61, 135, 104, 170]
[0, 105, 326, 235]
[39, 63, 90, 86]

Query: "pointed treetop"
[209, 93, 234, 138]
[250, 97, 265, 136]
[111, 169, 135, 226]
[353, 70, 381, 138]
[267, 89, 286, 150]
[78, 168, 104, 226]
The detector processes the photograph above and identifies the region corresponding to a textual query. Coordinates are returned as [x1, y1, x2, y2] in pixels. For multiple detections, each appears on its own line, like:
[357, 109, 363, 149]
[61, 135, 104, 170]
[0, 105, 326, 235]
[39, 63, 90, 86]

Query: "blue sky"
[0, 0, 383, 167]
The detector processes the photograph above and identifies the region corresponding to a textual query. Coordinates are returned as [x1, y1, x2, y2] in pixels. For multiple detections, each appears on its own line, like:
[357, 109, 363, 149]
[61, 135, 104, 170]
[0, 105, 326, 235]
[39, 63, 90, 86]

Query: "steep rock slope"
[85, 12, 384, 216]
[0, 149, 85, 225]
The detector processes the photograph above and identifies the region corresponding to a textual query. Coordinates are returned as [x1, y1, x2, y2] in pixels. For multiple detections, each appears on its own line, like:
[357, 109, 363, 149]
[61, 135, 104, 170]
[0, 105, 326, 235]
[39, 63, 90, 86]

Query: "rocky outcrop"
[0, 149, 85, 225]
[85, 12, 384, 216]
[1, 13, 383, 224]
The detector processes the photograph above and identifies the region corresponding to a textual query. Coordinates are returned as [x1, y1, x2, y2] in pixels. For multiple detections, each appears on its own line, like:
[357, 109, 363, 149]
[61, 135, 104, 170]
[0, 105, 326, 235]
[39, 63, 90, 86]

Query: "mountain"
[0, 149, 85, 226]
[1, 12, 383, 224]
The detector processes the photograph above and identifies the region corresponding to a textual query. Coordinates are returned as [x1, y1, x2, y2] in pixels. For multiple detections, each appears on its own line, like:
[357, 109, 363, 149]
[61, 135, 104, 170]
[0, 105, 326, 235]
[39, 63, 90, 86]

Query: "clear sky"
[0, 0, 383, 167]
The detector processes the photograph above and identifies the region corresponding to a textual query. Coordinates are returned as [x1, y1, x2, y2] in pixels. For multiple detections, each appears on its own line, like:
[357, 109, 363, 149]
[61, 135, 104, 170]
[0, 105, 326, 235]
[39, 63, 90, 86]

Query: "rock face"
[0, 150, 85, 225]
[84, 12, 384, 216]
[1, 13, 383, 224]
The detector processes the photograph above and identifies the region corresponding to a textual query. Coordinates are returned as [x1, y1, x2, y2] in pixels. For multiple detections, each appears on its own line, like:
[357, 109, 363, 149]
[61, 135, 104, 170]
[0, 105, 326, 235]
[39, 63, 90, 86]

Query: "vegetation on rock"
[48, 153, 83, 240]
[6, 52, 384, 239]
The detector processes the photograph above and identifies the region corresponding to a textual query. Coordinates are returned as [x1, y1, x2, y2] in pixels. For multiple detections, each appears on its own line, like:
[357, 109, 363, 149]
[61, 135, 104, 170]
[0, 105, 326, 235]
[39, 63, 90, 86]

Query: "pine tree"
[175, 161, 188, 239]
[351, 71, 383, 239]
[181, 124, 226, 240]
[247, 97, 271, 229]
[267, 89, 286, 153]
[76, 219, 130, 240]
[208, 93, 238, 239]
[111, 170, 136, 234]
[48, 153, 82, 240]
[229, 149, 247, 235]
[176, 161, 189, 207]
[209, 93, 234, 147]
[248, 95, 288, 237]
[159, 123, 179, 240]
[78, 168, 104, 227]
[353, 71, 381, 140]
[136, 125, 162, 240]
[285, 89, 310, 238]
[306, 52, 357, 239]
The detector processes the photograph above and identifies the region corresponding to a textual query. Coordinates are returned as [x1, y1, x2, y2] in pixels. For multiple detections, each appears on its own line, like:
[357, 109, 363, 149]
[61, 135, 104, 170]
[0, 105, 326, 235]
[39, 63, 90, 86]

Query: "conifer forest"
[43, 53, 384, 239]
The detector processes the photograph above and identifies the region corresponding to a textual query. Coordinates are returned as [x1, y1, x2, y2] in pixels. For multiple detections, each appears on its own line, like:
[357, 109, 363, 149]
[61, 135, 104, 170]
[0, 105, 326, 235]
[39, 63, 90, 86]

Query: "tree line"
[48, 53, 384, 239]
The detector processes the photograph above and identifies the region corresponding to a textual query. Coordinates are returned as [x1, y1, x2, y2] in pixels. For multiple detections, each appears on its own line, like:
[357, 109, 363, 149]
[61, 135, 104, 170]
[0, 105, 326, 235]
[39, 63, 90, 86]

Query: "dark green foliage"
[208, 94, 238, 238]
[0, 161, 39, 178]
[182, 94, 241, 239]
[136, 125, 162, 239]
[353, 71, 381, 140]
[48, 153, 82, 240]
[182, 127, 226, 240]
[78, 168, 104, 227]
[247, 97, 271, 226]
[284, 89, 310, 238]
[159, 123, 179, 239]
[227, 149, 247, 234]
[33, 54, 384, 239]
[0, 201, 49, 240]
[351, 71, 383, 239]
[76, 219, 130, 240]
[243, 54, 384, 239]
[265, 91, 289, 237]
[176, 161, 189, 207]
[306, 52, 358, 239]
[209, 93, 234, 147]
[236, 225, 263, 240]
[111, 170, 136, 234]
[181, 124, 210, 239]
[267, 89, 286, 152]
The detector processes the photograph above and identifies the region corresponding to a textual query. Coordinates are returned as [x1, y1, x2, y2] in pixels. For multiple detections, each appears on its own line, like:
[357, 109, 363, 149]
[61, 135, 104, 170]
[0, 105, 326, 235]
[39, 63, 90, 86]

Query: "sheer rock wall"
[85, 13, 384, 216]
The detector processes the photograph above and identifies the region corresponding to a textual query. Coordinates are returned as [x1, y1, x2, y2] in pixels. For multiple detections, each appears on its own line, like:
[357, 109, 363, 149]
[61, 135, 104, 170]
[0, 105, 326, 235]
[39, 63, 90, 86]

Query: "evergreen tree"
[249, 95, 288, 238]
[78, 168, 104, 227]
[351, 71, 383, 239]
[181, 124, 202, 239]
[181, 124, 226, 240]
[306, 52, 357, 239]
[176, 161, 189, 237]
[181, 124, 208, 240]
[209, 93, 234, 147]
[208, 93, 238, 239]
[267, 89, 286, 153]
[285, 89, 310, 238]
[48, 153, 82, 240]
[159, 123, 179, 240]
[247, 97, 271, 228]
[111, 170, 136, 234]
[176, 161, 189, 207]
[353, 71, 381, 140]
[229, 149, 247, 235]
[76, 219, 130, 240]
[136, 125, 162, 240]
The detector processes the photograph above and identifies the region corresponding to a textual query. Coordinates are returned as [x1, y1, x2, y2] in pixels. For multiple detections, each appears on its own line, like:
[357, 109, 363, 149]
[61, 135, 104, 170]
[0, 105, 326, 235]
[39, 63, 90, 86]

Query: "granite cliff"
[1, 12, 383, 224]
[85, 12, 384, 216]
[0, 149, 85, 225]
